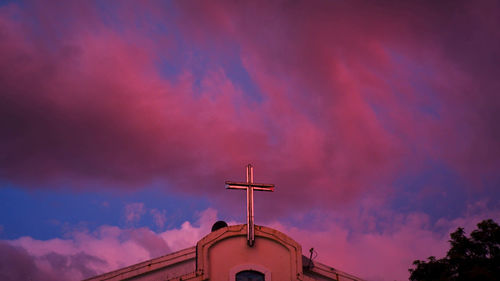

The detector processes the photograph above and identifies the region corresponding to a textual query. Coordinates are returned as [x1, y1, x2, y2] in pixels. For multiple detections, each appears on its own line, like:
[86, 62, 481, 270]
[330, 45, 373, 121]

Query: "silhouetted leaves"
[409, 219, 500, 281]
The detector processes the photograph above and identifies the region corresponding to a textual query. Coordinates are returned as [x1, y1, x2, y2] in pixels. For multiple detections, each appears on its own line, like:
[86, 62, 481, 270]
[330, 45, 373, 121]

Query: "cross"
[226, 164, 274, 247]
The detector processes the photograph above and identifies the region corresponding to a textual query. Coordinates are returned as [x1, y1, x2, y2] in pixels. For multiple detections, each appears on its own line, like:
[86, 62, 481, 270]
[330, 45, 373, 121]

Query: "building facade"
[85, 224, 363, 281]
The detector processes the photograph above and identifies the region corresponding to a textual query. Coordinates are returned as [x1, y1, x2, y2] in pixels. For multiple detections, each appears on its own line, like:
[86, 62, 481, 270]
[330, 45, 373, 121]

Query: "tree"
[409, 219, 500, 281]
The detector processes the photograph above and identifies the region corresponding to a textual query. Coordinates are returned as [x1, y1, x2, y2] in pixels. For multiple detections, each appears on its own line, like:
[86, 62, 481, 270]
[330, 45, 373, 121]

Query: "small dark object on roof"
[211, 220, 228, 232]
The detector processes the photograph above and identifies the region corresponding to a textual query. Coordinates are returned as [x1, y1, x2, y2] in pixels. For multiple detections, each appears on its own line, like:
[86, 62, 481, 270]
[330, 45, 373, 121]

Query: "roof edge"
[83, 246, 196, 281]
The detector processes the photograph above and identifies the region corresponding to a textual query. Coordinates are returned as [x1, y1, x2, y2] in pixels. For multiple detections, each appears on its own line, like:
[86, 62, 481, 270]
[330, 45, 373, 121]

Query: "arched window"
[236, 270, 265, 281]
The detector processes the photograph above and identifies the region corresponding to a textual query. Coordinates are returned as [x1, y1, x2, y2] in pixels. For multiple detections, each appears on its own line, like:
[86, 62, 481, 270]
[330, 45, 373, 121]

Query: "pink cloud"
[124, 203, 146, 224]
[270, 201, 500, 281]
[0, 241, 65, 281]
[176, 0, 500, 191]
[3, 208, 216, 280]
[150, 208, 167, 230]
[2, 204, 499, 281]
[0, 0, 498, 215]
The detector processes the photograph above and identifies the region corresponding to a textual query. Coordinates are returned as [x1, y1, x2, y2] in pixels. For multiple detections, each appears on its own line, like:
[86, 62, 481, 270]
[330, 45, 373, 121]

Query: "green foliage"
[409, 219, 500, 281]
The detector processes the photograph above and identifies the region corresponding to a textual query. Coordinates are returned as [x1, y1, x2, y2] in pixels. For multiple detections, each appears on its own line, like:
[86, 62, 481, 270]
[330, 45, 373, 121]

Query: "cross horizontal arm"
[225, 181, 275, 188]
[226, 185, 275, 192]
[225, 181, 275, 191]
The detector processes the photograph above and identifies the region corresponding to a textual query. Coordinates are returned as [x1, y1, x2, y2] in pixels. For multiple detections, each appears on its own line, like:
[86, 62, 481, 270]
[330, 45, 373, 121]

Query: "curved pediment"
[196, 224, 304, 281]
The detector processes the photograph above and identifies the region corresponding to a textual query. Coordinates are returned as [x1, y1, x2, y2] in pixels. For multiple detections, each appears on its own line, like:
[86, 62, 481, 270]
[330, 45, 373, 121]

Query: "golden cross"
[225, 164, 274, 247]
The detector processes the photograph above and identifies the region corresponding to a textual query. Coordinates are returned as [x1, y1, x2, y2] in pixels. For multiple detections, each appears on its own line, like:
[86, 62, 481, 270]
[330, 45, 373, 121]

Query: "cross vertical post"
[246, 165, 254, 246]
[226, 164, 274, 247]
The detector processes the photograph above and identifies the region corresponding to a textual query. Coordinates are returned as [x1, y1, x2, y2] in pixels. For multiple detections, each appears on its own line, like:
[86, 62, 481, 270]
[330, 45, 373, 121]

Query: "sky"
[0, 0, 499, 280]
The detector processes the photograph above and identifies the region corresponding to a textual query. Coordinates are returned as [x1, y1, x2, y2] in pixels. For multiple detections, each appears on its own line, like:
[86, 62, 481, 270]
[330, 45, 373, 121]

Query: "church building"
[85, 165, 363, 281]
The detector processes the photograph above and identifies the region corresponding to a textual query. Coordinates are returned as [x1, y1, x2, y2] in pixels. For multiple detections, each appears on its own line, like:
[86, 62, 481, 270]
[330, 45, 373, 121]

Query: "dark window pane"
[236, 270, 265, 281]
